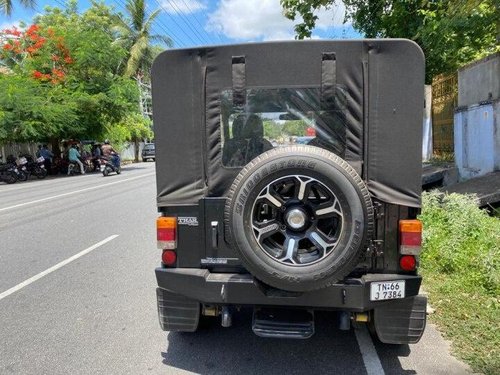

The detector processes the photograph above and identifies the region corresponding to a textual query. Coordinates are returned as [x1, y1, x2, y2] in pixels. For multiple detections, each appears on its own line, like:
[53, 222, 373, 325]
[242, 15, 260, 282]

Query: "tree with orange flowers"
[1, 24, 73, 85]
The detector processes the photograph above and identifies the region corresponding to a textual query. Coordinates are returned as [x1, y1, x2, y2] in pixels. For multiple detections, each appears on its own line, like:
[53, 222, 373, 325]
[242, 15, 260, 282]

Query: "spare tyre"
[225, 145, 374, 292]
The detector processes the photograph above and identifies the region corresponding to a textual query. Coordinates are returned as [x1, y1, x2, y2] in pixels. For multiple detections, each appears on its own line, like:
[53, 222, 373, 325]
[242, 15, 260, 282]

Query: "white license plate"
[370, 280, 405, 301]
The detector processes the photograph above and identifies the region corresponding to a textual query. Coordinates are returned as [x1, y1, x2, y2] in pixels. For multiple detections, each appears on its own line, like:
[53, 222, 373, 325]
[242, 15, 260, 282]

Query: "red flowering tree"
[1, 24, 73, 84]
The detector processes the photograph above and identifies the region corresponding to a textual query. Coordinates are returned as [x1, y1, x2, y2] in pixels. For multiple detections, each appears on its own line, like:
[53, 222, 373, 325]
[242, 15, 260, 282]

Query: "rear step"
[252, 308, 314, 339]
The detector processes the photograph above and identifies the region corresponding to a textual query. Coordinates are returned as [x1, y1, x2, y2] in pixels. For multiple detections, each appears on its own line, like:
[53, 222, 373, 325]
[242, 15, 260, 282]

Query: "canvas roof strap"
[232, 55, 246, 107]
[321, 52, 337, 108]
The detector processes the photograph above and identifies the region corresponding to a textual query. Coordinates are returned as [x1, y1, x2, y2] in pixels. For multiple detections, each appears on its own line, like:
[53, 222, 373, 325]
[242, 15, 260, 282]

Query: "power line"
[151, 0, 200, 46]
[162, 0, 208, 45]
[180, 0, 225, 44]
[176, 0, 218, 44]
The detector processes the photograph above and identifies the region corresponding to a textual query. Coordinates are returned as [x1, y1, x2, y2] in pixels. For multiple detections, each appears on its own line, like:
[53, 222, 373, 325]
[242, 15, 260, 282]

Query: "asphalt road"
[0, 163, 473, 374]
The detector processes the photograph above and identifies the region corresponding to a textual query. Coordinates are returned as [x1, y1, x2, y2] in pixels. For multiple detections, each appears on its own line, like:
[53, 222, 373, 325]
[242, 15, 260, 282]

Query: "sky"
[0, 0, 362, 48]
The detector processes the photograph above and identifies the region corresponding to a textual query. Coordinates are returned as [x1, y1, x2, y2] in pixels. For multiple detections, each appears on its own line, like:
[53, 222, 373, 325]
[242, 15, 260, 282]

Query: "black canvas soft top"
[151, 39, 424, 208]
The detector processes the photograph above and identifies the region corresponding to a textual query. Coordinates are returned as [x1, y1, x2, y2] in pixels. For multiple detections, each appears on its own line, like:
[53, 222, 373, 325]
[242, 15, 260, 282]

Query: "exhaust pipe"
[338, 311, 350, 331]
[221, 306, 232, 327]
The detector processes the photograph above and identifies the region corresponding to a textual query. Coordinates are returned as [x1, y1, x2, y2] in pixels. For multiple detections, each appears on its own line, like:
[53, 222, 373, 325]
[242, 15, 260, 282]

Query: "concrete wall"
[422, 85, 433, 161]
[458, 53, 500, 107]
[454, 100, 499, 179]
[454, 53, 500, 179]
[0, 143, 39, 159]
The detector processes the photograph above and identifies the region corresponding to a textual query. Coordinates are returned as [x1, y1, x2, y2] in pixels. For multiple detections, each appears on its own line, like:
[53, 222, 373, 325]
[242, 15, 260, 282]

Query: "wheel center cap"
[285, 208, 307, 230]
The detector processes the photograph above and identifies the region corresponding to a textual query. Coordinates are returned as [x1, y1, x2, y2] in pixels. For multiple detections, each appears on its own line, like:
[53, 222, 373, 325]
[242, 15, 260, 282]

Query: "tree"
[114, 0, 172, 79]
[0, 0, 35, 17]
[0, 2, 142, 146]
[281, 0, 499, 81]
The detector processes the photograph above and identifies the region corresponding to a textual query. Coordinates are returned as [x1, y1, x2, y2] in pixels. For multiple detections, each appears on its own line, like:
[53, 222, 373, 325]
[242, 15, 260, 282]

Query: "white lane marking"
[0, 235, 119, 302]
[355, 325, 385, 375]
[0, 173, 155, 212]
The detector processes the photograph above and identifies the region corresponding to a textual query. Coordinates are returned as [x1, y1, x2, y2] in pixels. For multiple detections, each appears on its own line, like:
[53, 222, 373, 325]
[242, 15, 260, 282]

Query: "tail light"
[400, 255, 417, 271]
[157, 216, 177, 249]
[399, 219, 422, 255]
[162, 250, 177, 266]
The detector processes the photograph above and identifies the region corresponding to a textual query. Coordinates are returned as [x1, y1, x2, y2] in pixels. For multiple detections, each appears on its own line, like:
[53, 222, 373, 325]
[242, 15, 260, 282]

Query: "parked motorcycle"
[102, 154, 121, 176]
[0, 155, 18, 184]
[20, 153, 47, 179]
[6, 155, 29, 181]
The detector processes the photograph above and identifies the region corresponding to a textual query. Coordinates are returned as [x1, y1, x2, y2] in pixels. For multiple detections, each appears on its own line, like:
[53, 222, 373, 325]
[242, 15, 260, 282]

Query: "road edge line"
[354, 324, 385, 375]
[0, 235, 119, 302]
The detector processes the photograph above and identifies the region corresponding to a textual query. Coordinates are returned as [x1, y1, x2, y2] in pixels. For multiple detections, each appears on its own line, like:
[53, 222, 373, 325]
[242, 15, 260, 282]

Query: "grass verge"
[419, 191, 500, 375]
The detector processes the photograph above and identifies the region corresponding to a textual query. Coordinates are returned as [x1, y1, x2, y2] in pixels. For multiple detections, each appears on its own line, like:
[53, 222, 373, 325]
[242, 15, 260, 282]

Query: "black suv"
[141, 143, 155, 162]
[151, 40, 427, 343]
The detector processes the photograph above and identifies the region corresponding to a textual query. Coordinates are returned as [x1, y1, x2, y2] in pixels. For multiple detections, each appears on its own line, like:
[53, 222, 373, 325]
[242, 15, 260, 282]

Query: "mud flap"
[373, 295, 427, 344]
[156, 288, 200, 332]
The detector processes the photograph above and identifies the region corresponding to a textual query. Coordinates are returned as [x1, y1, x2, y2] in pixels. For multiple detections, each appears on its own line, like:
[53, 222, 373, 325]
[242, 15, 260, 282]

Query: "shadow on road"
[161, 309, 415, 375]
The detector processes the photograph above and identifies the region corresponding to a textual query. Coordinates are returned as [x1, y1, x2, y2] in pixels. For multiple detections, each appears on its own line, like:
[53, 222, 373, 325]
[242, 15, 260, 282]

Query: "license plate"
[370, 280, 405, 301]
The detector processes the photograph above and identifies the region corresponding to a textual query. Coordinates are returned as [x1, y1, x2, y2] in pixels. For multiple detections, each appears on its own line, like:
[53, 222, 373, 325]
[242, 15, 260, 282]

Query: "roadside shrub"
[419, 191, 500, 296]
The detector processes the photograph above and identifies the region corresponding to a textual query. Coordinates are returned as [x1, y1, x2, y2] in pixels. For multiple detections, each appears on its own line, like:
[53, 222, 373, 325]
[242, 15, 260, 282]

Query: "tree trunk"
[134, 138, 139, 162]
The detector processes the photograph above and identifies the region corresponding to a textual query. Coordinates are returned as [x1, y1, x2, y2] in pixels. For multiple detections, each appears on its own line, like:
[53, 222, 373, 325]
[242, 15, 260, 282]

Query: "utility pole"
[134, 73, 153, 161]
[136, 73, 152, 119]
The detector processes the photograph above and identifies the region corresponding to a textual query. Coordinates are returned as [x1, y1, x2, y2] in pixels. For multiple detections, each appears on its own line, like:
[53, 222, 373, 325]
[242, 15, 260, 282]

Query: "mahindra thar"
[151, 39, 426, 342]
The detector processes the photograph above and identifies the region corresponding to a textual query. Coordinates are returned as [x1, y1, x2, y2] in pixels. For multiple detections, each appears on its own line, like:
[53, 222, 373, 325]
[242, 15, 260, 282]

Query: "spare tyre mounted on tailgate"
[225, 145, 374, 292]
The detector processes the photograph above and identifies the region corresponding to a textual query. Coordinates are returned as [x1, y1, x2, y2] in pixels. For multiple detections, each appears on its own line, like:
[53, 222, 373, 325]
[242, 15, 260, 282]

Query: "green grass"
[419, 191, 500, 375]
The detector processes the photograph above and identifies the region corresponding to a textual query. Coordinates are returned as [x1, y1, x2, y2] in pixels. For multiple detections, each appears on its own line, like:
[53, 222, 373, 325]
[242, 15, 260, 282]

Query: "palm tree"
[0, 0, 35, 16]
[114, 0, 172, 79]
[114, 0, 172, 161]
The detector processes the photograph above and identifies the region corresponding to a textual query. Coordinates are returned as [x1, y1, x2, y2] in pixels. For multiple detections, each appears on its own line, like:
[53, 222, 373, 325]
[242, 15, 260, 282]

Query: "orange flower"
[3, 43, 12, 50]
[33, 70, 43, 79]
[52, 68, 65, 78]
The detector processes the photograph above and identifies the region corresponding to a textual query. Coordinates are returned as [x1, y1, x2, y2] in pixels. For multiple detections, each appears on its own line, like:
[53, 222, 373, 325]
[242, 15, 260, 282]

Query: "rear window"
[144, 144, 155, 150]
[220, 87, 347, 167]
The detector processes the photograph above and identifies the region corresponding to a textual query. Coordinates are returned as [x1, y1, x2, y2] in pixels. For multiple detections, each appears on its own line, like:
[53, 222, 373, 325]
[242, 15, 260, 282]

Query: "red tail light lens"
[157, 217, 177, 249]
[162, 250, 177, 266]
[399, 219, 422, 255]
[400, 255, 416, 271]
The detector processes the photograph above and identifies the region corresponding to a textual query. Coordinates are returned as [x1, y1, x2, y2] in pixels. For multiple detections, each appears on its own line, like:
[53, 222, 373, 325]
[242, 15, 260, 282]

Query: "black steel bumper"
[155, 268, 422, 312]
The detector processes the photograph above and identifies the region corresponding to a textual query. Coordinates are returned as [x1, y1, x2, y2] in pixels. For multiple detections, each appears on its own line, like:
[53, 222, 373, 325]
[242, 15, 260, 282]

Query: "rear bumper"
[155, 268, 422, 311]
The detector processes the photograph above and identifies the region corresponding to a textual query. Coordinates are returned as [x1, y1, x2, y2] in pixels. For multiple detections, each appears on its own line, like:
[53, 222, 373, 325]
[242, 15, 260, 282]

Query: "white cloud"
[160, 0, 206, 14]
[206, 0, 345, 41]
[315, 4, 346, 30]
[0, 21, 21, 31]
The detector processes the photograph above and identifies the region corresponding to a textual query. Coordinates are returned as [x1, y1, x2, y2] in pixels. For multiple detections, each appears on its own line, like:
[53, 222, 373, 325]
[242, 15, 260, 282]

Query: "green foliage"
[419, 191, 500, 374]
[281, 0, 499, 82]
[263, 120, 283, 139]
[420, 191, 499, 294]
[0, 1, 151, 144]
[103, 112, 152, 149]
[282, 120, 308, 136]
[0, 75, 78, 142]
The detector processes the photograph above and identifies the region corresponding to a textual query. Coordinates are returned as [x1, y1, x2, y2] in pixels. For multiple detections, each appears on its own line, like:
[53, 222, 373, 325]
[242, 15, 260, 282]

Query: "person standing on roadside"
[68, 144, 85, 175]
[40, 145, 54, 174]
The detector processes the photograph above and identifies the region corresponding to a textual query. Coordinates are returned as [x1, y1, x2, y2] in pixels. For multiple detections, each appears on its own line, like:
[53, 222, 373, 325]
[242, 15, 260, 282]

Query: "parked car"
[141, 143, 155, 162]
[151, 40, 426, 343]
